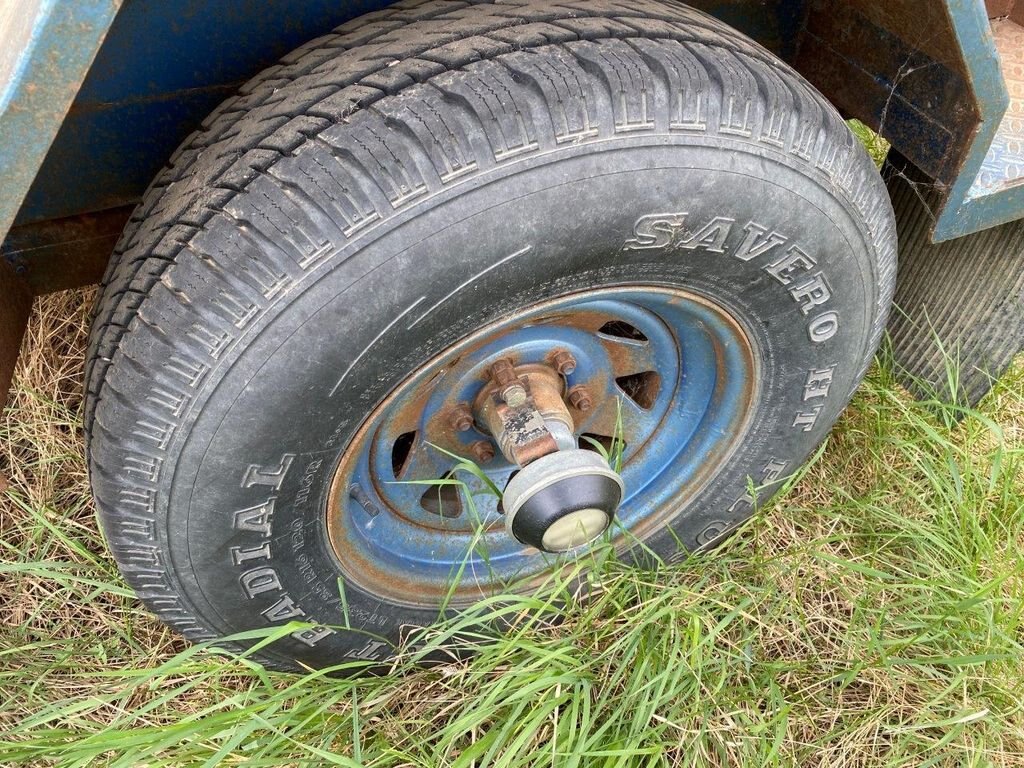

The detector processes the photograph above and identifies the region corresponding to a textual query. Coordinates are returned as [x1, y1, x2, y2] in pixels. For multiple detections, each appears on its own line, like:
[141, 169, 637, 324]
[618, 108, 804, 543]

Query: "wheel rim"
[326, 286, 757, 607]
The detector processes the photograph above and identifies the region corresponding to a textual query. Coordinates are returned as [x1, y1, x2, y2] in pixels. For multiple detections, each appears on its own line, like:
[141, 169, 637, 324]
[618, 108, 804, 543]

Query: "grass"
[2, 281, 1024, 766]
[849, 120, 891, 168]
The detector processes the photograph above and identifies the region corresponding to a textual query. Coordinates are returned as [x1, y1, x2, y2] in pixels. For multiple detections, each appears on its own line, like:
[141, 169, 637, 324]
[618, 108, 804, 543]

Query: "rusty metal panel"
[932, 0, 1019, 240]
[12, 0, 394, 227]
[0, 205, 131, 295]
[795, 0, 1024, 242]
[967, 19, 1024, 197]
[986, 0, 1017, 17]
[987, 0, 1024, 20]
[796, 0, 978, 185]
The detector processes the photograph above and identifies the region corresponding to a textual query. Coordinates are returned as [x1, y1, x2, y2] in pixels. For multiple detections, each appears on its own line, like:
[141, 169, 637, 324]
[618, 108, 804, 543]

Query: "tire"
[85, 0, 896, 671]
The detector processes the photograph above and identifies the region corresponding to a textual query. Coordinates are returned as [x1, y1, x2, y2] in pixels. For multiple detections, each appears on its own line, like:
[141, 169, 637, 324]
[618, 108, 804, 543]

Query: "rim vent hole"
[579, 433, 627, 456]
[391, 431, 417, 478]
[598, 320, 648, 342]
[420, 472, 463, 518]
[615, 371, 661, 410]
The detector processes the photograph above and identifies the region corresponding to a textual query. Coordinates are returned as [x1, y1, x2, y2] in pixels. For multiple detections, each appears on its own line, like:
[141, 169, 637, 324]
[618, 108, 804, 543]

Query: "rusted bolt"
[501, 382, 528, 407]
[567, 385, 593, 412]
[488, 359, 527, 407]
[488, 358, 517, 386]
[470, 440, 495, 464]
[550, 349, 577, 376]
[448, 404, 474, 432]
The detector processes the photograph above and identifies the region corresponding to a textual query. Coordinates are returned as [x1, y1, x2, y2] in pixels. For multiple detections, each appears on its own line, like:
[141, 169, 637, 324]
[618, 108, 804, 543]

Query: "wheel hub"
[473, 358, 624, 552]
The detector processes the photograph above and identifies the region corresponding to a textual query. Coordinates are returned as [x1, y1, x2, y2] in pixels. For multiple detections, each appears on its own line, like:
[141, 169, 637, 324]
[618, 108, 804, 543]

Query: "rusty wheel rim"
[326, 286, 757, 607]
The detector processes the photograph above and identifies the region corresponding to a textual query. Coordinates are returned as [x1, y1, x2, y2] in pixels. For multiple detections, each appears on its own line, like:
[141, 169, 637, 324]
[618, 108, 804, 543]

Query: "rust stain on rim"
[325, 286, 759, 608]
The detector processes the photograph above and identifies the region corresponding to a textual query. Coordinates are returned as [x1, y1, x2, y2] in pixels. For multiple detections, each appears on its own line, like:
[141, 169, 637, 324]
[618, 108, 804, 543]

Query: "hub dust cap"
[502, 449, 624, 552]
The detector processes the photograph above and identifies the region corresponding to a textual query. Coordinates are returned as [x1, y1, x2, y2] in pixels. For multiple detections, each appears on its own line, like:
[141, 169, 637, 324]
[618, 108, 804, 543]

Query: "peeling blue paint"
[0, 0, 120, 239]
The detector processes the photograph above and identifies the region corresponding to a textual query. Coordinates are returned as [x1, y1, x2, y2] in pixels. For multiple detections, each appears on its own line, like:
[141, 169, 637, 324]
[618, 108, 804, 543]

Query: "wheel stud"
[501, 383, 528, 407]
[550, 349, 577, 376]
[470, 440, 495, 464]
[488, 358, 528, 407]
[568, 385, 593, 412]
[448, 404, 474, 432]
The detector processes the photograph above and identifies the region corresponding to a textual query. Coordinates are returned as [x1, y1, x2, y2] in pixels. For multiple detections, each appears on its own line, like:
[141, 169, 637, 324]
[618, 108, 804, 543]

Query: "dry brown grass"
[0, 291, 198, 736]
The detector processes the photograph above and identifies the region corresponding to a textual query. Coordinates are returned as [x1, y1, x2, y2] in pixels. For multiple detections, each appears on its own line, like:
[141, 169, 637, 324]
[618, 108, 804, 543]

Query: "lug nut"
[448, 404, 474, 432]
[550, 349, 577, 376]
[486, 358, 530, 407]
[568, 385, 593, 412]
[488, 358, 517, 385]
[488, 359, 528, 407]
[470, 440, 495, 464]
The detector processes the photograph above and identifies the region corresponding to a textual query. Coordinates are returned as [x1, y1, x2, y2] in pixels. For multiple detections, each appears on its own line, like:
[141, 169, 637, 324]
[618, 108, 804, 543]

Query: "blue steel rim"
[326, 285, 757, 607]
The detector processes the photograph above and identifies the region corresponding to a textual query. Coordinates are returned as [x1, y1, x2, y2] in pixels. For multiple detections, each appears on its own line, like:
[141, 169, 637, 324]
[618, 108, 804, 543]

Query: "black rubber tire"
[85, 0, 896, 671]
